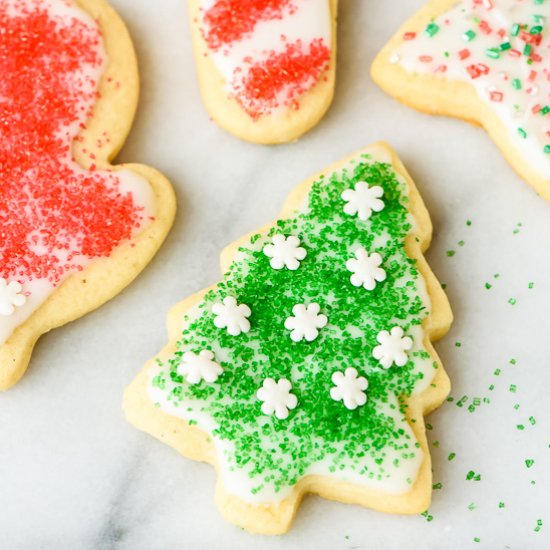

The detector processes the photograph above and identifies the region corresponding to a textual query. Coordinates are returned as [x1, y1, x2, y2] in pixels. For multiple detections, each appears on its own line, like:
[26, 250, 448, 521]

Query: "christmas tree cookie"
[188, 0, 338, 144]
[0, 0, 176, 391]
[124, 143, 452, 534]
[372, 0, 550, 199]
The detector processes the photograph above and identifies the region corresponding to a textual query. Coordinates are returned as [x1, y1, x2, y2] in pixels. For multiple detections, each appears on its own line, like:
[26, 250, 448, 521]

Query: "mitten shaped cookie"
[188, 0, 338, 143]
[124, 143, 452, 534]
[0, 0, 176, 390]
[372, 0, 549, 198]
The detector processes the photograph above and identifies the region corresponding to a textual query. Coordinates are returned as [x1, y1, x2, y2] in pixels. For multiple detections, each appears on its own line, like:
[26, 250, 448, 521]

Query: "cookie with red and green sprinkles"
[124, 143, 452, 535]
[0, 0, 176, 391]
[372, 0, 550, 199]
[187, 0, 338, 144]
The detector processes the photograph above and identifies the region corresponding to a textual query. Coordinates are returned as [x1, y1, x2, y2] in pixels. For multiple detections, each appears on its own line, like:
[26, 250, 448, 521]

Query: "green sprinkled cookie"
[124, 143, 452, 534]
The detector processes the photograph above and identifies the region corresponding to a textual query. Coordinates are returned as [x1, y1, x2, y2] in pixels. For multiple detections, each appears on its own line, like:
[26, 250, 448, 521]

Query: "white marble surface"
[1, 1, 549, 548]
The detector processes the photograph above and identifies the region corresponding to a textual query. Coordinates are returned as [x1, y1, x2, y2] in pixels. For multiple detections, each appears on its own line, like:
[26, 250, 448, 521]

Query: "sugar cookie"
[188, 0, 338, 143]
[372, 0, 550, 198]
[124, 143, 452, 534]
[0, 0, 176, 391]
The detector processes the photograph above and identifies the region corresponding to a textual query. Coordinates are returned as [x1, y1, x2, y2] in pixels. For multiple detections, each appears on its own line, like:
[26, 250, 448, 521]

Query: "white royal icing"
[284, 303, 328, 342]
[341, 181, 385, 221]
[372, 327, 413, 369]
[330, 367, 369, 410]
[263, 234, 307, 270]
[212, 296, 252, 336]
[394, 0, 550, 179]
[346, 247, 387, 290]
[257, 378, 298, 420]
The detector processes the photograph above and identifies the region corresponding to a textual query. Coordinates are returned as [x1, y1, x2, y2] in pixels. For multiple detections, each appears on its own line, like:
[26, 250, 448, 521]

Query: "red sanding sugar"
[0, 1, 145, 285]
[203, 0, 295, 50]
[234, 38, 331, 118]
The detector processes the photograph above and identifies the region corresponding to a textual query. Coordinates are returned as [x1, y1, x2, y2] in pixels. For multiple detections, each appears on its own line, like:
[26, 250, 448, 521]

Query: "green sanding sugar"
[152, 157, 436, 496]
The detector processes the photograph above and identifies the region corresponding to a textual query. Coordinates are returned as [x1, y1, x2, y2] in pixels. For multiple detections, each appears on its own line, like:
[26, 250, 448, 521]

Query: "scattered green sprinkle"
[421, 510, 434, 522]
[466, 470, 481, 481]
[448, 452, 456, 461]
[525, 459, 535, 468]
[457, 395, 468, 407]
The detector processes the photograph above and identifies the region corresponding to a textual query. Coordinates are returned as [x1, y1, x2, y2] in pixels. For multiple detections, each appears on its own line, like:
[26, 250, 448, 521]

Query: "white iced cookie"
[188, 0, 339, 143]
[372, 0, 550, 199]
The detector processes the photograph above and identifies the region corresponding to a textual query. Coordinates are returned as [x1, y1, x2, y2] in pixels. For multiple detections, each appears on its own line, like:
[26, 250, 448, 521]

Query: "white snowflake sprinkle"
[0, 278, 26, 316]
[284, 303, 328, 342]
[177, 350, 223, 385]
[263, 234, 307, 270]
[257, 378, 298, 420]
[346, 247, 386, 290]
[341, 181, 384, 221]
[212, 296, 251, 336]
[372, 327, 413, 369]
[330, 367, 369, 410]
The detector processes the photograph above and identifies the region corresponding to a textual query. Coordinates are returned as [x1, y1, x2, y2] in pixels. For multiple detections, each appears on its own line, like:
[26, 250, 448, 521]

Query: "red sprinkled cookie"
[0, 0, 176, 391]
[188, 0, 338, 143]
